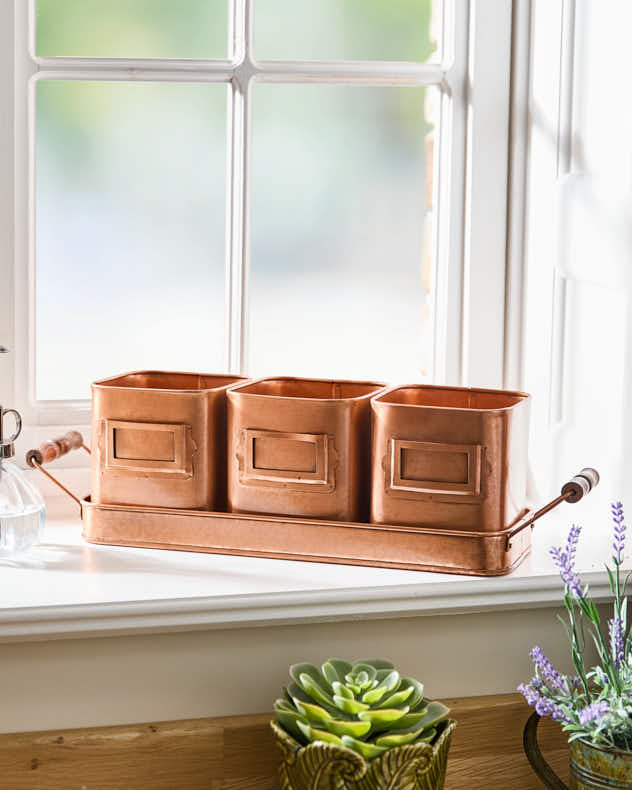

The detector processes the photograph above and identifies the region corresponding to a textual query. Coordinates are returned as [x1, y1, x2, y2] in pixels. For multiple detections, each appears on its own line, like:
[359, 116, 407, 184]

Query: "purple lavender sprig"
[517, 681, 569, 722]
[611, 502, 626, 565]
[536, 696, 569, 722]
[608, 617, 624, 670]
[578, 700, 610, 726]
[517, 680, 541, 707]
[549, 524, 584, 598]
[530, 646, 569, 694]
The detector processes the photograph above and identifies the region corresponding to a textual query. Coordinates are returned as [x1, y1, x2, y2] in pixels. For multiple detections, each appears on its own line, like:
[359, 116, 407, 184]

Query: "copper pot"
[227, 376, 386, 522]
[91, 371, 247, 510]
[370, 384, 530, 531]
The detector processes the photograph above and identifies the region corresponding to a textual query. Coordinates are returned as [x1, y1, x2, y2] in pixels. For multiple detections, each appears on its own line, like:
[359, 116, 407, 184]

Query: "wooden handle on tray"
[561, 467, 600, 502]
[26, 430, 87, 467]
[505, 467, 600, 549]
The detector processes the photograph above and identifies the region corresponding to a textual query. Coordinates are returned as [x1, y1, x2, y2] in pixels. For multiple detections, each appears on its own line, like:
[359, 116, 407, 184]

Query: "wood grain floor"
[0, 693, 568, 789]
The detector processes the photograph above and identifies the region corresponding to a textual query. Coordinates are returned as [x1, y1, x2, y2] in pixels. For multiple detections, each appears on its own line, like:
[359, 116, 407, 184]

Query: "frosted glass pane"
[36, 0, 228, 59]
[255, 0, 441, 62]
[35, 81, 227, 401]
[250, 84, 437, 384]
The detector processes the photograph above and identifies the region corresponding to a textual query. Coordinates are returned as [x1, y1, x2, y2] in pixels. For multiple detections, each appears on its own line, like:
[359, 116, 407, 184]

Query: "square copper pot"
[371, 384, 530, 531]
[91, 371, 248, 510]
[227, 376, 386, 521]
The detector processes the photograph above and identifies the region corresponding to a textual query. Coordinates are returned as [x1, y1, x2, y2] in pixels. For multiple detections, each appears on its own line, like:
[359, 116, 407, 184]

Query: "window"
[2, 1, 513, 455]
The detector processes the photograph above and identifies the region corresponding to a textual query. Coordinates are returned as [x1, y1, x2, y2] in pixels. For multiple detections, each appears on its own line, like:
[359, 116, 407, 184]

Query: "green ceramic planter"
[271, 718, 457, 790]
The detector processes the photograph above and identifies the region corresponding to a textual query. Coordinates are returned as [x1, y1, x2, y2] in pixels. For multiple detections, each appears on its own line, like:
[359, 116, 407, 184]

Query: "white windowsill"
[0, 479, 626, 643]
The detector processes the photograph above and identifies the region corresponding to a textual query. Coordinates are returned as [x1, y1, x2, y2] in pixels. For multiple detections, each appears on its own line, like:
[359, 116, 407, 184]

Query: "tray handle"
[26, 431, 90, 507]
[506, 467, 599, 549]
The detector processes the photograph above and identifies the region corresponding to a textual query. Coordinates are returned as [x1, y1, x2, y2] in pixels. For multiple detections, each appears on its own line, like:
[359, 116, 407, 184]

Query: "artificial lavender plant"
[519, 503, 632, 750]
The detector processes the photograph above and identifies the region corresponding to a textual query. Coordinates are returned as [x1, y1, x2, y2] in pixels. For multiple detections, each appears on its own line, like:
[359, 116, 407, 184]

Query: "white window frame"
[1, 0, 514, 453]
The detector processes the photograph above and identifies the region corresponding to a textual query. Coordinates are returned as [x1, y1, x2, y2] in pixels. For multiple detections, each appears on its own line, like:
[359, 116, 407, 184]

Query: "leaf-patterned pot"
[271, 718, 457, 790]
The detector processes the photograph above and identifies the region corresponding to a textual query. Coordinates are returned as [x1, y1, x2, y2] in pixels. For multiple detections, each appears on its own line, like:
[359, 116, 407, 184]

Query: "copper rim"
[227, 375, 386, 401]
[92, 369, 246, 393]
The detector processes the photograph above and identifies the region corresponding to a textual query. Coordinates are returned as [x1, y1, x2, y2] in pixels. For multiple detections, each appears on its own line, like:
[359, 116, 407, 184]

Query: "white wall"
[0, 605, 602, 734]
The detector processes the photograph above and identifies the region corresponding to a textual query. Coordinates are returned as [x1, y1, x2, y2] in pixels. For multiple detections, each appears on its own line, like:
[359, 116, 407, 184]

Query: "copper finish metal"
[27, 435, 598, 576]
[371, 384, 530, 532]
[25, 372, 599, 577]
[91, 371, 247, 510]
[227, 377, 386, 522]
[80, 498, 533, 576]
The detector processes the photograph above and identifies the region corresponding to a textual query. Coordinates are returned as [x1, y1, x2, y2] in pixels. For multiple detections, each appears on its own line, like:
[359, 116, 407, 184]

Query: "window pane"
[35, 0, 228, 59]
[250, 84, 437, 384]
[35, 81, 227, 401]
[254, 0, 441, 63]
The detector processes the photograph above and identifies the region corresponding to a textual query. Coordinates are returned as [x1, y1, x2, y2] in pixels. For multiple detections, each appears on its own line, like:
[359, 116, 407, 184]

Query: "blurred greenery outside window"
[34, 1, 440, 400]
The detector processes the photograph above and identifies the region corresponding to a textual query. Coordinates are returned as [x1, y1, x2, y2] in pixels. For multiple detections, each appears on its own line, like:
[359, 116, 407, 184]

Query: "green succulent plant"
[274, 658, 450, 761]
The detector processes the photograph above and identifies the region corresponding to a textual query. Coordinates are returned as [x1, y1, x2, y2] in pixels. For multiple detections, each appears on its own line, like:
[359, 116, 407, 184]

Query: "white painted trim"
[504, 0, 532, 391]
[32, 67, 232, 83]
[0, 568, 619, 644]
[236, 0, 252, 374]
[0, 0, 15, 409]
[521, 0, 570, 495]
[556, 0, 576, 179]
[29, 59, 445, 86]
[13, 0, 37, 425]
[224, 0, 243, 373]
[461, 0, 513, 388]
[432, 0, 468, 386]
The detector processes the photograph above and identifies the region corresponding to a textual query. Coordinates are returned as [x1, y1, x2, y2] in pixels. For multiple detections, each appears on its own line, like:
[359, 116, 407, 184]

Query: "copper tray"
[79, 498, 533, 576]
[26, 432, 599, 577]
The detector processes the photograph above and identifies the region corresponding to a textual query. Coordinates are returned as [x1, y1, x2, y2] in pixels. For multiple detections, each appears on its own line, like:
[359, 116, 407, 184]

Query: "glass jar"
[0, 406, 45, 556]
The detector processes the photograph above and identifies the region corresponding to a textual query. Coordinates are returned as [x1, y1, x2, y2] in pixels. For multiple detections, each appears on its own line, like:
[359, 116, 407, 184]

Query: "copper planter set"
[28, 371, 598, 576]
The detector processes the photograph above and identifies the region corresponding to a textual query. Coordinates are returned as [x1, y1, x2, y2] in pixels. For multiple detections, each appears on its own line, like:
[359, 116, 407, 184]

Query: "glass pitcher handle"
[1, 408, 22, 443]
[523, 712, 569, 789]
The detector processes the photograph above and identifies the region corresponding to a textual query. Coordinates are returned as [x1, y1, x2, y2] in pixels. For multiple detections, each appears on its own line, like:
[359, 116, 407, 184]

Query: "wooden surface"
[0, 693, 568, 789]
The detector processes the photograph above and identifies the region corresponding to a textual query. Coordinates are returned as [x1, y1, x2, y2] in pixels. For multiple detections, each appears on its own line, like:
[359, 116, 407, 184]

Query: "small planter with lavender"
[520, 502, 632, 789]
[271, 658, 456, 790]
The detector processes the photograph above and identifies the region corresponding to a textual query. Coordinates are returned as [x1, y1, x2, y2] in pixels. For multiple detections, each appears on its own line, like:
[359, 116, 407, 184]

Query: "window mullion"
[461, 0, 513, 388]
[237, 81, 252, 375]
[253, 60, 445, 86]
[225, 79, 251, 374]
[225, 0, 251, 374]
[33, 67, 233, 84]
